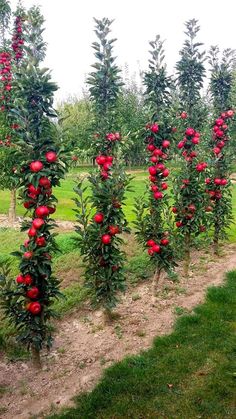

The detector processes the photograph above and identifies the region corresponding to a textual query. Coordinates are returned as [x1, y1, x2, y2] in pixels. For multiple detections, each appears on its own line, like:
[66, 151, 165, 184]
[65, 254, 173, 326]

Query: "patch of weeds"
[174, 306, 189, 316]
[135, 329, 146, 337]
[114, 325, 123, 339]
[91, 324, 104, 333]
[167, 270, 179, 283]
[125, 254, 153, 285]
[131, 293, 141, 301]
[0, 385, 11, 398]
[57, 347, 66, 355]
[175, 286, 187, 295]
[77, 361, 86, 370]
[100, 357, 107, 366]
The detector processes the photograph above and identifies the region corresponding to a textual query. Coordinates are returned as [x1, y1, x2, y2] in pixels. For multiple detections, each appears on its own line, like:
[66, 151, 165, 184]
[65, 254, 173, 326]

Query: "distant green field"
[0, 167, 147, 223]
[0, 167, 236, 237]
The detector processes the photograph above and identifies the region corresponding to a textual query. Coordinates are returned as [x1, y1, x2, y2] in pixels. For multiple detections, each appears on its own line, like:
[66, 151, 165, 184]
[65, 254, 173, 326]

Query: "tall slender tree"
[135, 35, 176, 294]
[173, 20, 208, 276]
[75, 18, 130, 319]
[0, 2, 25, 223]
[0, 6, 67, 367]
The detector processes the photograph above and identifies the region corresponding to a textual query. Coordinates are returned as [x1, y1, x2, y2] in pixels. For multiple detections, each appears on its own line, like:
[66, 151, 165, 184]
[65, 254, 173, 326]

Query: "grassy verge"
[48, 270, 236, 419]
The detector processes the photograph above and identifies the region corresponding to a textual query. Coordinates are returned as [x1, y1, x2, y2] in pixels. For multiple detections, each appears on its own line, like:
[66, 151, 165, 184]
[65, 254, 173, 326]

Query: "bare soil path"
[0, 244, 236, 419]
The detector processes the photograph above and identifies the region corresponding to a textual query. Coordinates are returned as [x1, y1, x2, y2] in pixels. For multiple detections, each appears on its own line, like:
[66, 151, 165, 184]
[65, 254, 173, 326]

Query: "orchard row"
[0, 6, 235, 367]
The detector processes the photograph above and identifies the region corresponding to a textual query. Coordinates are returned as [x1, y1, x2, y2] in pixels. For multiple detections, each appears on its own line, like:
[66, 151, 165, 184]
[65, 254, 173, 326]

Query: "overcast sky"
[10, 0, 236, 103]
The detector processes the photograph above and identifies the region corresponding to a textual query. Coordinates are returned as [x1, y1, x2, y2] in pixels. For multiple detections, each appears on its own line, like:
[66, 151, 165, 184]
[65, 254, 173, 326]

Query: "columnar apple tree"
[75, 18, 129, 317]
[173, 125, 208, 275]
[174, 20, 207, 276]
[135, 36, 176, 293]
[1, 6, 67, 367]
[206, 110, 235, 254]
[207, 47, 236, 253]
[0, 2, 23, 223]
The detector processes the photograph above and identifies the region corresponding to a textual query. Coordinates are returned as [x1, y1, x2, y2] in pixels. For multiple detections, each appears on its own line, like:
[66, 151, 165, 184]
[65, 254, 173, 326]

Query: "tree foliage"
[176, 19, 206, 129]
[208, 46, 236, 114]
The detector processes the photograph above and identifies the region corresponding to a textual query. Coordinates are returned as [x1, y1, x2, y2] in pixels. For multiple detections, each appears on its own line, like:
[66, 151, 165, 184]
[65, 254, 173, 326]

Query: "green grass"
[48, 270, 236, 419]
[1, 166, 236, 230]
[0, 168, 147, 222]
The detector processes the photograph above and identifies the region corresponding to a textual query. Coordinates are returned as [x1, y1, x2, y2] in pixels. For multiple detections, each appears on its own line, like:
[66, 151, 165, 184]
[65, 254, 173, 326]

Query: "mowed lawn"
[0, 168, 147, 223]
[1, 166, 236, 236]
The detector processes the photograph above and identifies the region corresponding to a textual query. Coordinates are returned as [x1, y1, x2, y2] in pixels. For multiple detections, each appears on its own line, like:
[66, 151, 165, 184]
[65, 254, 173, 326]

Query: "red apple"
[215, 118, 224, 126]
[27, 301, 41, 315]
[101, 234, 112, 245]
[32, 218, 44, 229]
[226, 110, 234, 118]
[29, 161, 43, 172]
[177, 141, 185, 149]
[154, 191, 163, 199]
[36, 237, 46, 247]
[146, 239, 155, 247]
[24, 251, 33, 259]
[16, 274, 24, 284]
[152, 244, 161, 253]
[161, 182, 168, 190]
[103, 162, 112, 171]
[108, 225, 119, 236]
[28, 184, 41, 195]
[162, 169, 169, 177]
[24, 201, 34, 209]
[45, 151, 57, 163]
[96, 155, 106, 165]
[153, 148, 162, 156]
[180, 111, 187, 119]
[101, 171, 109, 180]
[213, 147, 221, 155]
[28, 227, 37, 237]
[39, 177, 51, 188]
[24, 274, 33, 286]
[185, 127, 195, 136]
[147, 144, 155, 152]
[149, 166, 157, 176]
[156, 163, 165, 171]
[162, 140, 170, 148]
[161, 238, 169, 246]
[94, 212, 104, 223]
[48, 206, 56, 214]
[35, 206, 50, 218]
[26, 287, 39, 299]
[150, 123, 159, 133]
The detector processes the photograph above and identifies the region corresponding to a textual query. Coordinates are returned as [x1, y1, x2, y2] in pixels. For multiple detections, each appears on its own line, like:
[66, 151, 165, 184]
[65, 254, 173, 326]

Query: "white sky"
[10, 0, 236, 103]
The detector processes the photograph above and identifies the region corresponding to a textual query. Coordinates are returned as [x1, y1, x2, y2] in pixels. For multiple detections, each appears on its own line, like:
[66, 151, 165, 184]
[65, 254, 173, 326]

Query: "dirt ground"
[0, 242, 236, 419]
